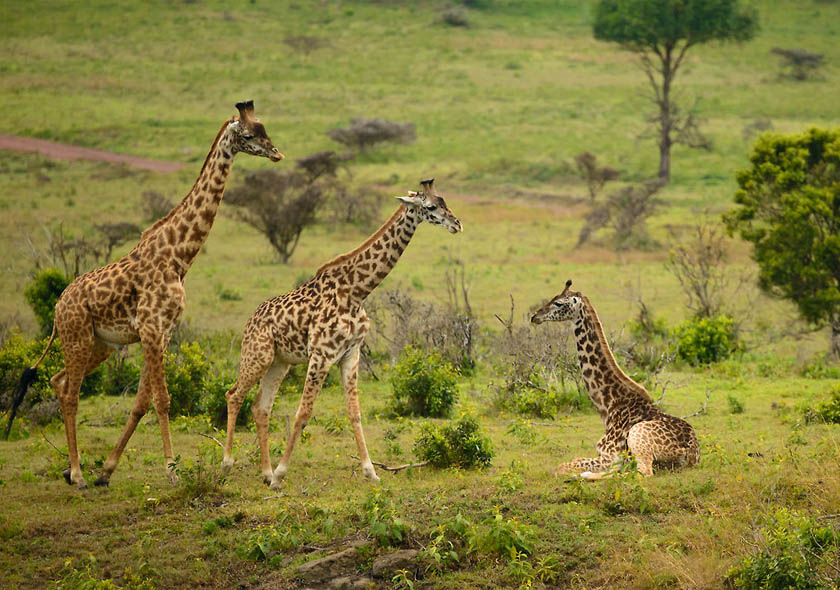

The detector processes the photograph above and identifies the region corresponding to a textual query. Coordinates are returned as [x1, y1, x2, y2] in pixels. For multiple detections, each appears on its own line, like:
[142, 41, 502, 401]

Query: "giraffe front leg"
[139, 332, 178, 485]
[340, 346, 378, 482]
[270, 355, 329, 490]
[556, 454, 618, 478]
[252, 362, 289, 484]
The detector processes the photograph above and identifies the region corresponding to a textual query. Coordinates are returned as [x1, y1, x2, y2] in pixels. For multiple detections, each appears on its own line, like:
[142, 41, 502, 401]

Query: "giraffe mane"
[140, 118, 233, 242]
[314, 204, 406, 276]
[580, 294, 653, 402]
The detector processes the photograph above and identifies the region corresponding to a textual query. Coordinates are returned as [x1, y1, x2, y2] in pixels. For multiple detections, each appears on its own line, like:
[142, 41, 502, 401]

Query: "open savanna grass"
[0, 364, 838, 589]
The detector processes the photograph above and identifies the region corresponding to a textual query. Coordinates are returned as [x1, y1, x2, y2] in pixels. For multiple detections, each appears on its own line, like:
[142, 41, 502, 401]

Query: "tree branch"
[351, 456, 429, 473]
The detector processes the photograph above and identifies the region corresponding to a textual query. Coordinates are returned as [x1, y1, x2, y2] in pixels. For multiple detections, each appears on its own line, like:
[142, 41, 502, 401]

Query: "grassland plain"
[1, 0, 840, 588]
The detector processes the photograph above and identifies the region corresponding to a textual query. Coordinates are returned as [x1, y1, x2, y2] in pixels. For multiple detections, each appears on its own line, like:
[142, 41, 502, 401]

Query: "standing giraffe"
[222, 179, 462, 488]
[7, 101, 284, 489]
[530, 280, 699, 479]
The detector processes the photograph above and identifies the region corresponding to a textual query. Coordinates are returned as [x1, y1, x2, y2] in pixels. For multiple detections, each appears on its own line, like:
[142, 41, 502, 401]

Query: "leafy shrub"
[0, 331, 101, 412]
[802, 386, 840, 425]
[203, 367, 251, 429]
[48, 556, 156, 590]
[798, 356, 840, 379]
[476, 511, 533, 558]
[164, 342, 209, 417]
[440, 6, 469, 27]
[676, 315, 737, 365]
[413, 414, 493, 469]
[24, 268, 71, 335]
[389, 347, 458, 418]
[98, 355, 141, 396]
[727, 394, 745, 414]
[726, 509, 838, 590]
[364, 490, 410, 547]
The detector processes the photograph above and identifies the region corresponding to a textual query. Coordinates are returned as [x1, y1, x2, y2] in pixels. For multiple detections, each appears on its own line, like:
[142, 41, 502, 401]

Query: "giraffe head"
[530, 280, 583, 325]
[396, 178, 463, 234]
[229, 100, 284, 161]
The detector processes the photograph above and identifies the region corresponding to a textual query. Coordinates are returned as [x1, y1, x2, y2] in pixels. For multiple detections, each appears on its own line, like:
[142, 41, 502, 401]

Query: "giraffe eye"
[424, 204, 437, 210]
[243, 133, 254, 140]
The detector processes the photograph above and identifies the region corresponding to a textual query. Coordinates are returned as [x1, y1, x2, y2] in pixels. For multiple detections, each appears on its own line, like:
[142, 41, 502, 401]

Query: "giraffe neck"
[315, 204, 420, 302]
[140, 121, 236, 276]
[572, 296, 652, 418]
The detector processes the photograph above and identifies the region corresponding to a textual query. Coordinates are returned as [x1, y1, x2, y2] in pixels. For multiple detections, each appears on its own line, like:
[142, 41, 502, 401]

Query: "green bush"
[726, 509, 838, 590]
[413, 414, 493, 469]
[390, 347, 458, 418]
[98, 355, 141, 396]
[23, 268, 71, 335]
[802, 386, 840, 424]
[164, 342, 209, 417]
[203, 366, 252, 429]
[0, 331, 101, 408]
[675, 315, 737, 365]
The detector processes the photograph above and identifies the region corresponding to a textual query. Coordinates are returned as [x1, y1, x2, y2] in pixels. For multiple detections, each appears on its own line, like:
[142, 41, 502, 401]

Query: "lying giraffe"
[222, 179, 462, 488]
[530, 280, 699, 479]
[8, 102, 283, 489]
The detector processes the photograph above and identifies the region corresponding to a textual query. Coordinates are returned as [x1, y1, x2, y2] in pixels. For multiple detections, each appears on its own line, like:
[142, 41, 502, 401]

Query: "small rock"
[296, 547, 360, 584]
[329, 576, 377, 589]
[371, 549, 419, 578]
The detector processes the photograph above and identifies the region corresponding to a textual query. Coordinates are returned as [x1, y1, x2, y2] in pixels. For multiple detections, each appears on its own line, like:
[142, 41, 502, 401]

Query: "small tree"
[593, 0, 758, 183]
[225, 168, 332, 263]
[577, 180, 663, 250]
[723, 128, 840, 357]
[664, 221, 729, 319]
[771, 47, 825, 81]
[327, 118, 416, 153]
[575, 152, 620, 203]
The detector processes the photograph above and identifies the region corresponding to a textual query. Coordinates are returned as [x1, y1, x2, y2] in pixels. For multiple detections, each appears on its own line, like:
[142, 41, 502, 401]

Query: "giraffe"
[530, 280, 699, 479]
[7, 101, 284, 489]
[221, 179, 462, 488]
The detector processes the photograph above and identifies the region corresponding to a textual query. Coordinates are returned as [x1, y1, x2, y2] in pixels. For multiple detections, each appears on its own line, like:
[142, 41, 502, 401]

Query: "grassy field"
[1, 0, 840, 588]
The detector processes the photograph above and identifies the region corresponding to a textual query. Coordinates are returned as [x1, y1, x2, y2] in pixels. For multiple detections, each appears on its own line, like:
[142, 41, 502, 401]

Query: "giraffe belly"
[94, 323, 140, 346]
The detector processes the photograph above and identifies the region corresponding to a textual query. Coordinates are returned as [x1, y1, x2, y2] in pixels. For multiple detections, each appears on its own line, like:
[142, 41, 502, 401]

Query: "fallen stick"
[196, 432, 223, 448]
[351, 456, 429, 473]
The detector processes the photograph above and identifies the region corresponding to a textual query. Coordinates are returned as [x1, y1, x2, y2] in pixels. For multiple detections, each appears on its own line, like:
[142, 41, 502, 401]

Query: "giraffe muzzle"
[269, 148, 285, 162]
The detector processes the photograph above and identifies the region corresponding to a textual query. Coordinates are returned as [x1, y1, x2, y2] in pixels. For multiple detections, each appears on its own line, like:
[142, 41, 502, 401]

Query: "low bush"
[389, 347, 459, 418]
[413, 414, 493, 469]
[23, 268, 71, 335]
[802, 386, 840, 424]
[675, 315, 738, 365]
[725, 508, 838, 590]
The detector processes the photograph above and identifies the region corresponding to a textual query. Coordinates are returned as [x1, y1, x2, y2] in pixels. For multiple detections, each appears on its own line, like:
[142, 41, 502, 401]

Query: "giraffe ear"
[420, 178, 435, 194]
[235, 100, 255, 121]
[397, 193, 423, 205]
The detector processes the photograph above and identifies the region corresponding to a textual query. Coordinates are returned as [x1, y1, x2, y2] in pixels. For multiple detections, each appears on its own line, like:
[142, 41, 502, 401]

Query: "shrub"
[327, 118, 416, 153]
[164, 342, 209, 417]
[727, 394, 745, 414]
[440, 6, 469, 27]
[364, 490, 410, 547]
[98, 354, 141, 396]
[389, 347, 458, 418]
[413, 414, 493, 469]
[24, 268, 71, 335]
[676, 315, 737, 365]
[203, 367, 252, 429]
[802, 386, 840, 425]
[726, 509, 838, 590]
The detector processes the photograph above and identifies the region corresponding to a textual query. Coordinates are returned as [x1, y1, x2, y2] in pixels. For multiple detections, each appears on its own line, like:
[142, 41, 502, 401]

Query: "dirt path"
[0, 134, 185, 173]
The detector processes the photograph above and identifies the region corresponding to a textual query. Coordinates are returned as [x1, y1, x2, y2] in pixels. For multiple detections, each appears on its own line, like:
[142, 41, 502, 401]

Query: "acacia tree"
[593, 0, 758, 183]
[723, 128, 840, 357]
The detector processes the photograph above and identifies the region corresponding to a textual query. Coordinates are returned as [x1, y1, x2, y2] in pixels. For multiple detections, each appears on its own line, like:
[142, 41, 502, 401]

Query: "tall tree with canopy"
[593, 0, 758, 183]
[724, 128, 840, 357]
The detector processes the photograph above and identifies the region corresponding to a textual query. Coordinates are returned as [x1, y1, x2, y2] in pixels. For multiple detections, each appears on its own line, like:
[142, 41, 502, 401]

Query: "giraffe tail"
[4, 324, 57, 440]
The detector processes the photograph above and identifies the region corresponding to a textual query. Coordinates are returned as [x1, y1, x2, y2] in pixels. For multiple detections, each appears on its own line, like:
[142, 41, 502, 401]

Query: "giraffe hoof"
[62, 468, 72, 485]
[262, 474, 272, 486]
[94, 475, 110, 487]
[220, 459, 234, 475]
[269, 479, 283, 491]
[76, 479, 88, 490]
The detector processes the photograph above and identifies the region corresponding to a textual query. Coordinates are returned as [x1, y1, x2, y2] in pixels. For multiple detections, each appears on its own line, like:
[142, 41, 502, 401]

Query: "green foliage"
[48, 556, 156, 590]
[364, 490, 409, 547]
[202, 366, 251, 430]
[476, 511, 534, 558]
[501, 381, 588, 419]
[726, 509, 838, 590]
[98, 355, 141, 397]
[802, 386, 840, 424]
[593, 0, 758, 50]
[728, 394, 745, 414]
[389, 347, 459, 418]
[413, 414, 493, 469]
[164, 341, 235, 419]
[724, 128, 840, 354]
[23, 268, 71, 335]
[676, 315, 737, 365]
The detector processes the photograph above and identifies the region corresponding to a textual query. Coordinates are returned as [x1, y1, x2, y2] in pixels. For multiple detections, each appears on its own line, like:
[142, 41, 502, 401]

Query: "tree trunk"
[657, 45, 675, 184]
[831, 319, 840, 359]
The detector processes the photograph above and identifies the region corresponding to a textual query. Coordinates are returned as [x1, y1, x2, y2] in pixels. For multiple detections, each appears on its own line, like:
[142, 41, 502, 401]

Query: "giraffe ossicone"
[6, 102, 284, 490]
[221, 179, 462, 488]
[531, 280, 700, 479]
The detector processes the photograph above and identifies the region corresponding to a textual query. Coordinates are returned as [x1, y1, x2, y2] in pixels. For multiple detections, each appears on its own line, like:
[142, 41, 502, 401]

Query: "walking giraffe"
[222, 179, 462, 488]
[7, 101, 284, 489]
[530, 280, 699, 479]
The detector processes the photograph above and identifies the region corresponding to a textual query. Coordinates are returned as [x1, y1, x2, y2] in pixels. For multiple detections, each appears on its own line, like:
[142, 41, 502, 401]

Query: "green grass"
[1, 1, 840, 588]
[0, 366, 838, 588]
